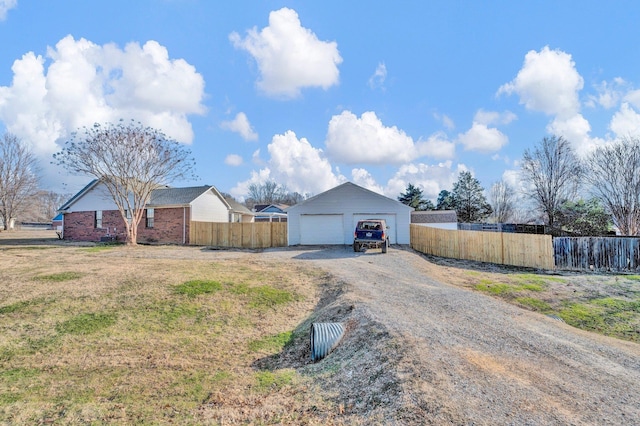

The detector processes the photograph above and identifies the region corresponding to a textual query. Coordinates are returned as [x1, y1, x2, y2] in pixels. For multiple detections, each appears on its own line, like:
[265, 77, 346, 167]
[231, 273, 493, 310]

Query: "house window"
[146, 208, 154, 228]
[95, 210, 102, 229]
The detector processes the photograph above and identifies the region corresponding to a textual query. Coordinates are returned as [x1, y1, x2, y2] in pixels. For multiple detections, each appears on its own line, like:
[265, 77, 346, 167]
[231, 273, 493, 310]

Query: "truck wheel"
[353, 242, 360, 252]
[382, 239, 388, 253]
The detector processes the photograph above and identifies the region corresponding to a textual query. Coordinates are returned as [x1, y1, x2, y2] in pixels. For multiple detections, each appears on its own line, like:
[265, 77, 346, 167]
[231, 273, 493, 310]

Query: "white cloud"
[433, 112, 455, 130]
[326, 110, 456, 163]
[546, 113, 602, 155]
[502, 169, 523, 191]
[351, 168, 385, 194]
[609, 102, 640, 136]
[497, 46, 608, 155]
[474, 109, 516, 126]
[497, 46, 583, 118]
[458, 122, 508, 153]
[231, 130, 345, 199]
[415, 132, 456, 159]
[456, 109, 514, 153]
[251, 149, 263, 165]
[0, 35, 205, 191]
[231, 168, 272, 202]
[368, 62, 387, 90]
[385, 161, 466, 201]
[326, 111, 417, 164]
[230, 7, 342, 99]
[624, 89, 640, 109]
[220, 112, 258, 141]
[225, 154, 243, 166]
[0, 0, 16, 20]
[491, 153, 512, 165]
[0, 35, 205, 157]
[586, 78, 627, 109]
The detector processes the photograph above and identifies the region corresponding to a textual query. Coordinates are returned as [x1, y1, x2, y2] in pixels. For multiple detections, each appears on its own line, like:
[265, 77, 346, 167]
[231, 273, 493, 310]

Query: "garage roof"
[287, 182, 412, 212]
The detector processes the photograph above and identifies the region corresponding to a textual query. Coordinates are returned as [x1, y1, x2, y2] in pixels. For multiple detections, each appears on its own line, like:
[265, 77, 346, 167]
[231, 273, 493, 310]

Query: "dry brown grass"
[417, 253, 640, 342]
[3, 231, 638, 424]
[0, 232, 368, 424]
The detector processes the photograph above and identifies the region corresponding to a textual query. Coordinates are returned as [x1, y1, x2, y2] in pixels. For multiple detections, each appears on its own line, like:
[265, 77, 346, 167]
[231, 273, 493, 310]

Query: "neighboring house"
[254, 204, 288, 222]
[411, 210, 458, 230]
[286, 182, 413, 245]
[57, 180, 254, 244]
[0, 217, 15, 230]
[52, 213, 64, 237]
[52, 213, 64, 230]
[223, 196, 255, 223]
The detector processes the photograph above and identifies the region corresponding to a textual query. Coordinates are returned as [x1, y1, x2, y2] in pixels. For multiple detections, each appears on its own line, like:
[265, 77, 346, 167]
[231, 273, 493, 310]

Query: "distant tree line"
[4, 121, 640, 238]
[398, 172, 492, 222]
[398, 135, 640, 236]
[243, 181, 307, 210]
[0, 133, 64, 229]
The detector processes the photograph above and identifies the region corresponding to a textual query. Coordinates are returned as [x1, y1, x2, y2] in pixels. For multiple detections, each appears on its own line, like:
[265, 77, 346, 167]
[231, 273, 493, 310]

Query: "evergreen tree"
[398, 183, 433, 210]
[452, 171, 492, 222]
[436, 190, 455, 210]
[556, 198, 612, 236]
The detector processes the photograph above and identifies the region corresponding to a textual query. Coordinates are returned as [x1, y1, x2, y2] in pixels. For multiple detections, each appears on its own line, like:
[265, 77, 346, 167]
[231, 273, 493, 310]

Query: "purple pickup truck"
[353, 219, 389, 253]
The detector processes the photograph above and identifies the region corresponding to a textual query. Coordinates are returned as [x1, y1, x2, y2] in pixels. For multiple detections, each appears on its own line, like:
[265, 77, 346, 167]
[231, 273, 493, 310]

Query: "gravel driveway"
[261, 245, 640, 425]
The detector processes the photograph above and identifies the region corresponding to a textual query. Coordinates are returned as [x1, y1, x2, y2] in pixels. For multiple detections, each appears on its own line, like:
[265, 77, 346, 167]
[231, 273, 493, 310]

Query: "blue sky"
[2, 1, 640, 202]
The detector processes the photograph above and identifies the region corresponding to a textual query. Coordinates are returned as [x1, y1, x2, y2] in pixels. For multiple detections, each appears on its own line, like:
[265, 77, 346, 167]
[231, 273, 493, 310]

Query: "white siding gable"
[190, 189, 230, 222]
[64, 182, 119, 212]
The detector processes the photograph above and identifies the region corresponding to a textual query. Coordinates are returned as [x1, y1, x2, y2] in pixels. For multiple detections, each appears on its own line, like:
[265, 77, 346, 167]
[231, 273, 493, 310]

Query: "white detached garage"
[286, 182, 413, 246]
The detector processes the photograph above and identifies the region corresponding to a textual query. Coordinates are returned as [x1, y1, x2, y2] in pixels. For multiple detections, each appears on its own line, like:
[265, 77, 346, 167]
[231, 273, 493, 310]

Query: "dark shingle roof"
[224, 196, 254, 215]
[148, 186, 212, 206]
[59, 180, 247, 214]
[255, 204, 289, 213]
[411, 210, 458, 223]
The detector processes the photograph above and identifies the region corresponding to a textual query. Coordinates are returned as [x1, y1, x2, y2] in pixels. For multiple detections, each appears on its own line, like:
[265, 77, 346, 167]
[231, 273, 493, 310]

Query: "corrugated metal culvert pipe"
[310, 322, 345, 362]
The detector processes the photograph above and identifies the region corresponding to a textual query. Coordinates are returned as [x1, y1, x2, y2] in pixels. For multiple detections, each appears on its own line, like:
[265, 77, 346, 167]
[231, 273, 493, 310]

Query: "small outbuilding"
[411, 210, 458, 230]
[286, 182, 413, 245]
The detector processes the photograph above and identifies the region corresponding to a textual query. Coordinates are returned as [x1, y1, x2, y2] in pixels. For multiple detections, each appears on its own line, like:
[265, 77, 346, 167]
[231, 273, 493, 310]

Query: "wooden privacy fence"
[190, 221, 287, 248]
[410, 224, 555, 270]
[554, 237, 640, 271]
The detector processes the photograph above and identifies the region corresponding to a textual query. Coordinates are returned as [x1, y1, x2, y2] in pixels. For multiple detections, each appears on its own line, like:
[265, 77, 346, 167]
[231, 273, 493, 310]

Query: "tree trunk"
[124, 220, 137, 246]
[129, 224, 138, 246]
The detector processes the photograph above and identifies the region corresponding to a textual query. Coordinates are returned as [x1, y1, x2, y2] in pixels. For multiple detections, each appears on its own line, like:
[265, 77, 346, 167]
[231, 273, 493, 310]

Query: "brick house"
[57, 180, 254, 244]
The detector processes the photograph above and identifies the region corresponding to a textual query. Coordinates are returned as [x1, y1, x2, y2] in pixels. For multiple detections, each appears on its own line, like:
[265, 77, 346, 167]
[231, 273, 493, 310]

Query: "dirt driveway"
[260, 245, 640, 425]
[3, 232, 637, 424]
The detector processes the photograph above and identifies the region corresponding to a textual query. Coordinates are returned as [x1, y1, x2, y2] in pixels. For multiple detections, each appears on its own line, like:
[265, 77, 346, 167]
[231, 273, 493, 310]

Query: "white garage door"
[352, 214, 397, 244]
[300, 214, 344, 245]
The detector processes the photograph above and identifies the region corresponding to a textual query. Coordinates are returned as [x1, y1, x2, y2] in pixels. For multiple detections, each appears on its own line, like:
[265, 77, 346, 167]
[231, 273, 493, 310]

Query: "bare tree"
[26, 190, 70, 222]
[521, 136, 582, 227]
[489, 180, 515, 223]
[53, 121, 196, 245]
[247, 181, 283, 207]
[584, 137, 640, 235]
[0, 133, 39, 230]
[40, 191, 70, 221]
[245, 181, 306, 210]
